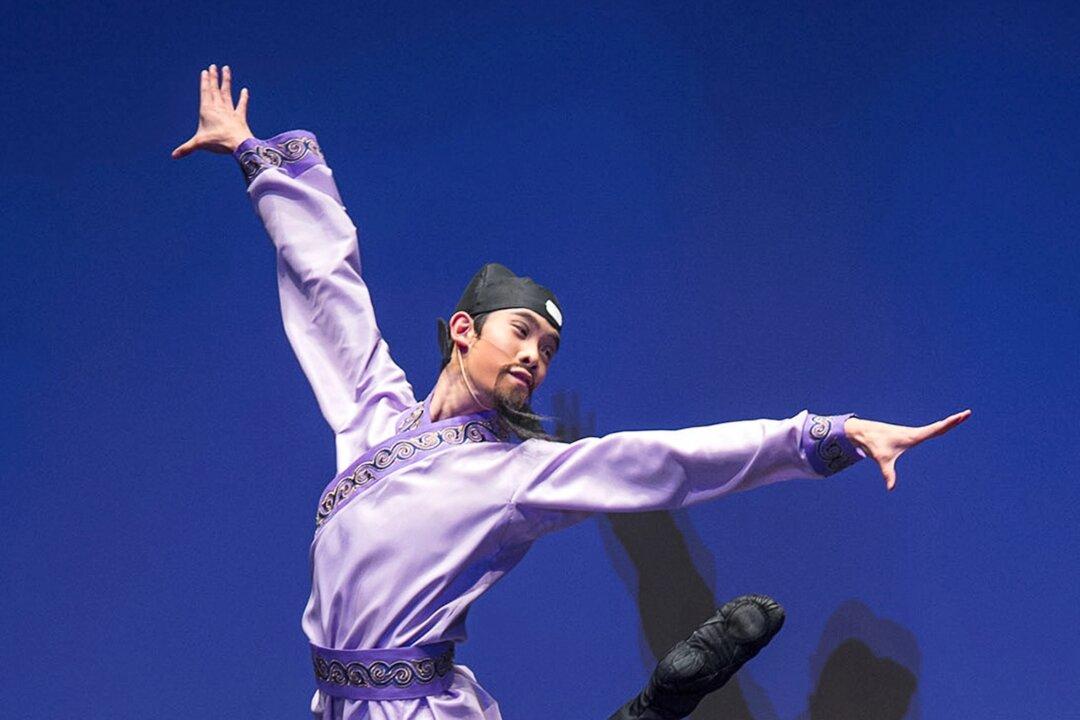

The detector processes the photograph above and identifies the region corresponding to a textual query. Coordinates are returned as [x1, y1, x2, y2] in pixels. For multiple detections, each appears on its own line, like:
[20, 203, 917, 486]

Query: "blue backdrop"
[3, 1, 1078, 718]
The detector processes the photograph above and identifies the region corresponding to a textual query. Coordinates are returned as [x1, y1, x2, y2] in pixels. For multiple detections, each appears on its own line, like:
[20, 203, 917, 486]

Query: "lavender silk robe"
[234, 130, 865, 720]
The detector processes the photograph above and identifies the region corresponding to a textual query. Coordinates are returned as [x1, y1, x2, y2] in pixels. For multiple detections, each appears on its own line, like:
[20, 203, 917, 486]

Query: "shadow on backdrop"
[552, 392, 920, 720]
[553, 392, 774, 720]
[797, 600, 920, 720]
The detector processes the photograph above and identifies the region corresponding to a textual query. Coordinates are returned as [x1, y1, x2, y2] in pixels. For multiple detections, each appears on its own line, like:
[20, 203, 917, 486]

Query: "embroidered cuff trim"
[234, 129, 325, 185]
[803, 412, 867, 476]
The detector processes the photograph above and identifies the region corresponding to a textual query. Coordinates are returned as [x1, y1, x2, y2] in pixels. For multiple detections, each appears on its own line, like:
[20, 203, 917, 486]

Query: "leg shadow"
[800, 600, 921, 720]
[551, 392, 777, 720]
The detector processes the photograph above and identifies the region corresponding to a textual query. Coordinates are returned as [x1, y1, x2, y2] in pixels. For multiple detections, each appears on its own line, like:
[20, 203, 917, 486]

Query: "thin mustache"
[500, 364, 534, 390]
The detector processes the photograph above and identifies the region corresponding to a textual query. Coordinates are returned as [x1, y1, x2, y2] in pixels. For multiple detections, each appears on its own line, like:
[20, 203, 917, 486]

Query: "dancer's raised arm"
[173, 65, 416, 467]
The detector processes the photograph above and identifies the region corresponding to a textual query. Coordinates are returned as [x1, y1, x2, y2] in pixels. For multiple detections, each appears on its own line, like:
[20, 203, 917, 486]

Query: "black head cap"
[437, 263, 563, 366]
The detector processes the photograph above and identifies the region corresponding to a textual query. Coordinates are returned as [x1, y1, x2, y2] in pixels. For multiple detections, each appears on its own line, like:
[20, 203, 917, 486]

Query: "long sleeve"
[507, 410, 865, 538]
[235, 131, 416, 467]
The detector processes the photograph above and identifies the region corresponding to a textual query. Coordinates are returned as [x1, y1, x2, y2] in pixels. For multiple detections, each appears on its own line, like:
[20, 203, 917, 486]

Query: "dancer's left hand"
[844, 409, 972, 491]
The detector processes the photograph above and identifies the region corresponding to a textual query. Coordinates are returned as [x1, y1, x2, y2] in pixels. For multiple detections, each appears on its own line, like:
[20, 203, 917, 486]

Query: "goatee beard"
[491, 370, 553, 442]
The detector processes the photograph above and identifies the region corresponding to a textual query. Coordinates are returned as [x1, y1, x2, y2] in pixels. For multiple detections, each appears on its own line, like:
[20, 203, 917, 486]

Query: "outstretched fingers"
[879, 408, 970, 492]
[175, 64, 248, 159]
[199, 68, 210, 110]
[917, 409, 972, 442]
[208, 64, 219, 105]
[221, 65, 233, 105]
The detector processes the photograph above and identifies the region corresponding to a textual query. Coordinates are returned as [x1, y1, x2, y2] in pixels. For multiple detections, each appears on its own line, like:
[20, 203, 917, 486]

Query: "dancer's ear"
[448, 311, 477, 354]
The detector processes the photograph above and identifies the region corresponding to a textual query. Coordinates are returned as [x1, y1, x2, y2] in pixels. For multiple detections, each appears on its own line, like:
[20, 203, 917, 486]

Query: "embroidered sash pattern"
[315, 419, 503, 529]
[312, 646, 455, 690]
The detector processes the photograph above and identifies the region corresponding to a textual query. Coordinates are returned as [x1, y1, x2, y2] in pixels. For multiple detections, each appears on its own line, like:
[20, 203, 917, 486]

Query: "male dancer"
[173, 65, 970, 720]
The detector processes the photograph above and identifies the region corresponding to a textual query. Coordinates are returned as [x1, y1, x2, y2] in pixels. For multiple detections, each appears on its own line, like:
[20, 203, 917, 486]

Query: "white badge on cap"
[545, 299, 563, 327]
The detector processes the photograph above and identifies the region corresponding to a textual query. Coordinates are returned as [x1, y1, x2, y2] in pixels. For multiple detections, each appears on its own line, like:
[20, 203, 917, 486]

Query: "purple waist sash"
[311, 642, 456, 701]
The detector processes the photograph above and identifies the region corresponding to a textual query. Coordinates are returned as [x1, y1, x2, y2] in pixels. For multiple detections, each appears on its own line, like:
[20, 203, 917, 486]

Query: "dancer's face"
[452, 308, 560, 407]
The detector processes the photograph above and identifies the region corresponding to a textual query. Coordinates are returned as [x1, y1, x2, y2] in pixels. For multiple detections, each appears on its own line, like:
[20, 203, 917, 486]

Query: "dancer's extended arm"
[506, 409, 969, 538]
[173, 65, 416, 467]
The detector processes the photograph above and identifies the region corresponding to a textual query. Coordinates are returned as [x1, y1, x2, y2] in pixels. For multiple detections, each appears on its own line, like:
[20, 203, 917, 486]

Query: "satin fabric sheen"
[236, 131, 856, 719]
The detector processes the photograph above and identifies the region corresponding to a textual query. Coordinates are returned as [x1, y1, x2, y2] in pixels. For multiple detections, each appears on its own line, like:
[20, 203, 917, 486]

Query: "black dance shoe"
[608, 594, 785, 720]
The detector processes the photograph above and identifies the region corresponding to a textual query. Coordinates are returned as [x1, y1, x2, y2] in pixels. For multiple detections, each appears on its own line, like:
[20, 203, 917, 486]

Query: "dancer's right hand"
[172, 64, 253, 159]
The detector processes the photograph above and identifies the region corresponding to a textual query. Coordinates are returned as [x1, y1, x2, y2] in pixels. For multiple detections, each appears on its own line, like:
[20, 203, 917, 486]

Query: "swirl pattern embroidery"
[396, 403, 425, 434]
[237, 135, 324, 184]
[808, 415, 859, 474]
[313, 647, 455, 690]
[315, 420, 501, 528]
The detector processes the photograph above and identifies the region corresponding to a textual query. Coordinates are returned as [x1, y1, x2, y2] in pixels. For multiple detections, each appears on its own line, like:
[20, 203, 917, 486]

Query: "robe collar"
[396, 390, 501, 435]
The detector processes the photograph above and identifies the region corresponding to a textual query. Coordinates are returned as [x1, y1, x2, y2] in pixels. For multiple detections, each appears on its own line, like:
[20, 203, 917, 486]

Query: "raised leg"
[609, 594, 785, 720]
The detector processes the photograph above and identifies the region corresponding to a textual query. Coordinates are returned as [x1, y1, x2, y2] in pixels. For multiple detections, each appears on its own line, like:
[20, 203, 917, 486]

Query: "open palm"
[172, 64, 253, 159]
